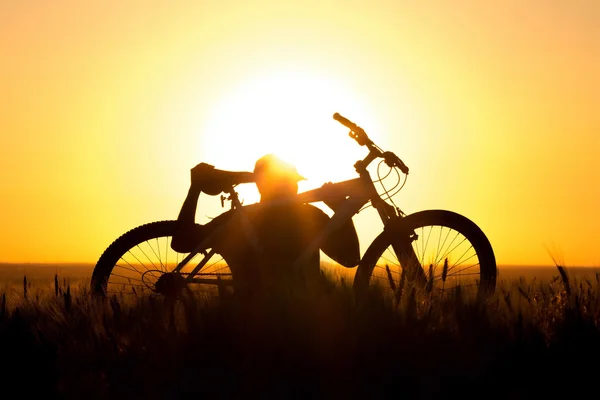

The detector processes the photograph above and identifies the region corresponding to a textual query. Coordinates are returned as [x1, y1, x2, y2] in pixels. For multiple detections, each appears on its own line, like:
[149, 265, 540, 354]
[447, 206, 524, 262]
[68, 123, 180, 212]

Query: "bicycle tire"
[91, 220, 233, 298]
[353, 210, 497, 302]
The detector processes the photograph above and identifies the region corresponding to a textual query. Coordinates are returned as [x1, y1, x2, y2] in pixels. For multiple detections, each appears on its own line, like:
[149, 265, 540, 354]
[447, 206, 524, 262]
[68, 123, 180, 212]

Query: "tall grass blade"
[425, 264, 434, 293]
[441, 258, 448, 283]
[395, 268, 407, 306]
[556, 265, 571, 296]
[385, 264, 397, 293]
[64, 284, 72, 312]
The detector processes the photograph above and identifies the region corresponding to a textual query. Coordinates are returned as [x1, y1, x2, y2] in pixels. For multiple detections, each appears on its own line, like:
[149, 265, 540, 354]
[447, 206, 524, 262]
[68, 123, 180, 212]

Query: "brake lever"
[348, 130, 372, 147]
[383, 151, 409, 174]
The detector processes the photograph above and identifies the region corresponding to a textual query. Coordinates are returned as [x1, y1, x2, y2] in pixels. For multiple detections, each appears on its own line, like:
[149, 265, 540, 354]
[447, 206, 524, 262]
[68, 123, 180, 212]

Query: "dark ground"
[1, 264, 599, 399]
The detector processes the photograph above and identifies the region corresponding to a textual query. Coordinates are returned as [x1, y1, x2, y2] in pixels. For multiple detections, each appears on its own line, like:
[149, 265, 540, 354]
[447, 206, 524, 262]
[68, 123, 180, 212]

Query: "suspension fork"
[359, 164, 425, 285]
[384, 219, 427, 286]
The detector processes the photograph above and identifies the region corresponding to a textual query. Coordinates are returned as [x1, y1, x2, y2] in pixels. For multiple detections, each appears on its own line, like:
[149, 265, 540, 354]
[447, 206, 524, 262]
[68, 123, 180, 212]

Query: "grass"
[1, 265, 600, 399]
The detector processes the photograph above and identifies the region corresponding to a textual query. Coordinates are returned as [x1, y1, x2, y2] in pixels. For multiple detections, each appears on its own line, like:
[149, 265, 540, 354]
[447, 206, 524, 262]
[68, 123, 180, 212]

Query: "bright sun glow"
[198, 69, 383, 203]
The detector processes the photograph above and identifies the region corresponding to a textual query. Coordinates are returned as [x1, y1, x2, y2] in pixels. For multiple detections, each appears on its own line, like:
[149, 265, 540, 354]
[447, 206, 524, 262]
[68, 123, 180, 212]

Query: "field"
[1, 263, 600, 399]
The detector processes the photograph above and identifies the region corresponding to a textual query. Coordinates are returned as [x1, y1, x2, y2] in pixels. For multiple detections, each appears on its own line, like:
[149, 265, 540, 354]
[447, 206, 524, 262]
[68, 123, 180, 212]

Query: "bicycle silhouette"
[91, 113, 497, 302]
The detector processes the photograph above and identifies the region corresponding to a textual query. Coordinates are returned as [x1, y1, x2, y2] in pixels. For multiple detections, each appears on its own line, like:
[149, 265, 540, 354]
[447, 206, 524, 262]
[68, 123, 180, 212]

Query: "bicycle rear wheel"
[91, 221, 233, 299]
[354, 210, 497, 302]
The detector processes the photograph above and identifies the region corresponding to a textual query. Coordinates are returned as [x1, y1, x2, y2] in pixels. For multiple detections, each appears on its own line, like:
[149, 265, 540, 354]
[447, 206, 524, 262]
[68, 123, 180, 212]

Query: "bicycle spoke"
[434, 233, 464, 267]
[435, 226, 446, 265]
[448, 263, 480, 276]
[110, 273, 144, 282]
[118, 256, 160, 282]
[379, 253, 401, 270]
[420, 225, 434, 267]
[384, 248, 400, 265]
[114, 263, 143, 275]
[136, 243, 160, 271]
[203, 263, 230, 274]
[413, 226, 422, 266]
[165, 236, 171, 270]
[434, 227, 452, 266]
[448, 252, 478, 273]
[124, 249, 159, 279]
[374, 264, 401, 276]
[96, 222, 234, 299]
[203, 256, 226, 273]
[151, 238, 165, 271]
[363, 214, 492, 300]
[107, 281, 146, 288]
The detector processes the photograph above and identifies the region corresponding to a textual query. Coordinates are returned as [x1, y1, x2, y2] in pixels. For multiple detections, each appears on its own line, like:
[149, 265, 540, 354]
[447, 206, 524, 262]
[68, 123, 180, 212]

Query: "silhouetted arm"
[177, 184, 202, 224]
[171, 163, 216, 253]
[171, 184, 204, 253]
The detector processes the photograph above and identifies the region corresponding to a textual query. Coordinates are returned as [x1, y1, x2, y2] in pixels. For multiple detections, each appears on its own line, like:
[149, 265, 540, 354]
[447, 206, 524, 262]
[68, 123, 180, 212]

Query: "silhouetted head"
[254, 154, 305, 201]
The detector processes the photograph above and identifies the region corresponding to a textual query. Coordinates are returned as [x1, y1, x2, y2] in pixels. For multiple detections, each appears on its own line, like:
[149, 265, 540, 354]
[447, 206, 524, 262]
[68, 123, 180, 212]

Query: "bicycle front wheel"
[91, 221, 233, 299]
[354, 210, 497, 302]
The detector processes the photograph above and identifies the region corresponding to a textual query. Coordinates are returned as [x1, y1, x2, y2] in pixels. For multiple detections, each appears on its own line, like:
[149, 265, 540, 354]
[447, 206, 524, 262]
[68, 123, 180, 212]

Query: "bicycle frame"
[172, 146, 410, 287]
[92, 113, 495, 298]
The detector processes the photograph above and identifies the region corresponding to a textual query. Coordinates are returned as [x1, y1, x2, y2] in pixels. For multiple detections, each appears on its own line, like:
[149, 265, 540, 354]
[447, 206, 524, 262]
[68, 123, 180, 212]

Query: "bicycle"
[91, 113, 497, 302]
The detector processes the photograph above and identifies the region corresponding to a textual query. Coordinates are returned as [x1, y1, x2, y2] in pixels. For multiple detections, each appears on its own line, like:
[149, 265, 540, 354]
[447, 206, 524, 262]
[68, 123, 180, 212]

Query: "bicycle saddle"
[200, 169, 255, 195]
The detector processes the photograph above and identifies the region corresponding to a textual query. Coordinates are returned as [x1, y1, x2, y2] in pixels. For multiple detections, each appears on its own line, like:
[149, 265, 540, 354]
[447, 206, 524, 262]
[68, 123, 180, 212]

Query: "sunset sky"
[1, 0, 598, 267]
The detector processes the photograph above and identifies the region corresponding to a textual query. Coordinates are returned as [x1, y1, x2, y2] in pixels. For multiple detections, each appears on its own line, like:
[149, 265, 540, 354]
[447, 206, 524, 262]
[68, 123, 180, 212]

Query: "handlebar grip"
[333, 112, 372, 147]
[397, 159, 409, 175]
[333, 113, 364, 134]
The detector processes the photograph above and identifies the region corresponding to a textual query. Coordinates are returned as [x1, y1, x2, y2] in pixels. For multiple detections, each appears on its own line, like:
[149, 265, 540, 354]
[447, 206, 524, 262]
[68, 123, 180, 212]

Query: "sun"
[197, 69, 382, 203]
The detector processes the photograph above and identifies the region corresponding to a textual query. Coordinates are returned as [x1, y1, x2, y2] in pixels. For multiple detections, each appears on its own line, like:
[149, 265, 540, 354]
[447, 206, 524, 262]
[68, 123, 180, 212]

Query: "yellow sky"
[1, 0, 598, 266]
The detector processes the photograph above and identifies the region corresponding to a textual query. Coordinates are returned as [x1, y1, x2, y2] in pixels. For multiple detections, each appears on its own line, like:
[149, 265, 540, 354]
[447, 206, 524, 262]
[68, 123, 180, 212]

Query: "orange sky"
[1, 0, 598, 266]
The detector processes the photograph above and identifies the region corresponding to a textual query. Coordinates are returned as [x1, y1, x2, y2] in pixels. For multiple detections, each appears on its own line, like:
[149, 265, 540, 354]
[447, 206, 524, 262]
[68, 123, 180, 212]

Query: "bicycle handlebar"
[333, 112, 409, 174]
[333, 113, 372, 147]
[333, 112, 363, 133]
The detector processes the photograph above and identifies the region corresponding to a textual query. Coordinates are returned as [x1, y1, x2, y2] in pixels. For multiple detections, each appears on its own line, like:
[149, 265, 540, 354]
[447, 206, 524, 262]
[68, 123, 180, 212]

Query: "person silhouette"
[171, 153, 360, 297]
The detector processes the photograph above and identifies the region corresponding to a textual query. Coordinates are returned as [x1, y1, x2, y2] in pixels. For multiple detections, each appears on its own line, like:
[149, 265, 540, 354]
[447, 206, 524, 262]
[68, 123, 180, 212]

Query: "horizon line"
[0, 261, 598, 269]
